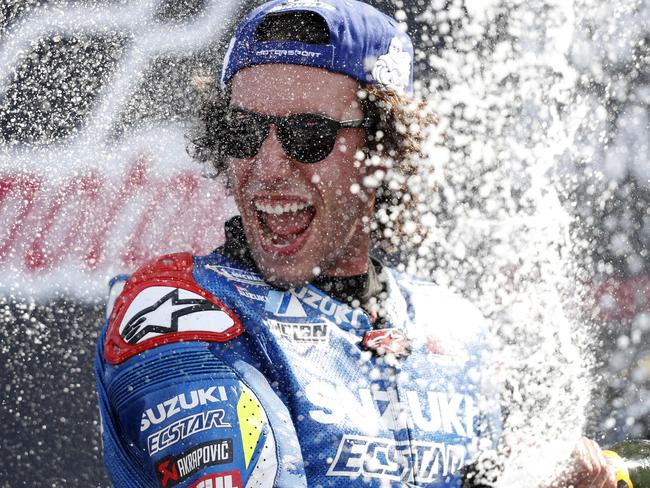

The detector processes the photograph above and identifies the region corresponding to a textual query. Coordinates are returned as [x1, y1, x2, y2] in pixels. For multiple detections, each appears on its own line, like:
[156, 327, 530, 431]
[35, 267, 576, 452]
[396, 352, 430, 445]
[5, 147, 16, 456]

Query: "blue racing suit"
[96, 250, 499, 488]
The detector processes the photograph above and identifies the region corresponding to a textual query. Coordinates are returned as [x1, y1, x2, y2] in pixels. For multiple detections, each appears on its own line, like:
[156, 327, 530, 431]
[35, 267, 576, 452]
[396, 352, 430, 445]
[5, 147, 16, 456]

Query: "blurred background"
[0, 0, 649, 485]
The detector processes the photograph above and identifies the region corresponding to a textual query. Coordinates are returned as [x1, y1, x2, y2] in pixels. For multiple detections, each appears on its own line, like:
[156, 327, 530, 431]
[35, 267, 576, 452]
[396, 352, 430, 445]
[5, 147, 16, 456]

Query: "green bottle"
[603, 440, 650, 488]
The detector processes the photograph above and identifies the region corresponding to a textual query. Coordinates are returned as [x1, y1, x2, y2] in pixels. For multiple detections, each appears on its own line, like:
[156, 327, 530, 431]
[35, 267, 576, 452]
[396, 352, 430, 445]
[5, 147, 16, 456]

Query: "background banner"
[1, 0, 650, 486]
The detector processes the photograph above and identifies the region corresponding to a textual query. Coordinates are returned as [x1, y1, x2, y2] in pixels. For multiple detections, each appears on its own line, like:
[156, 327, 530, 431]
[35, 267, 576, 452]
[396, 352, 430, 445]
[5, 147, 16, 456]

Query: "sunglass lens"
[281, 114, 338, 164]
[223, 110, 267, 158]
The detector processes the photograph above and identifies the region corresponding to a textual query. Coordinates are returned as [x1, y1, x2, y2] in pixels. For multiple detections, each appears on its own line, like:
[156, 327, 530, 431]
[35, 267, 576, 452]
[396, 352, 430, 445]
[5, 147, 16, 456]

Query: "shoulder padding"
[104, 252, 244, 365]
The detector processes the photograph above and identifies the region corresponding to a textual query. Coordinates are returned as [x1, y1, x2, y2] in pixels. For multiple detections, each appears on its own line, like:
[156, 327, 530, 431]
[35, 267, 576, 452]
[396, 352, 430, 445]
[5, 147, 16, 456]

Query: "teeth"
[255, 201, 309, 215]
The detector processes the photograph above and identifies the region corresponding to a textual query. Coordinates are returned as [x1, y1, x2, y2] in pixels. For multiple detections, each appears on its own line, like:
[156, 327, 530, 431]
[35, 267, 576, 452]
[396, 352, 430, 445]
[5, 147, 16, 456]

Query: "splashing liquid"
[396, 0, 608, 485]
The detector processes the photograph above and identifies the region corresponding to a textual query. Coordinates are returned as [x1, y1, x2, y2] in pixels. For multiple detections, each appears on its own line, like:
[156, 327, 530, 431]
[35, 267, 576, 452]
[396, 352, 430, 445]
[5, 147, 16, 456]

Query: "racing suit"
[96, 218, 499, 488]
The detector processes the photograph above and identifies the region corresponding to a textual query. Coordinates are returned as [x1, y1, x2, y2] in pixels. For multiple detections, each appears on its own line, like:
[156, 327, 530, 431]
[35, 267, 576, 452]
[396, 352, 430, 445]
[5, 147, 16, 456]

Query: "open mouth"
[254, 199, 316, 253]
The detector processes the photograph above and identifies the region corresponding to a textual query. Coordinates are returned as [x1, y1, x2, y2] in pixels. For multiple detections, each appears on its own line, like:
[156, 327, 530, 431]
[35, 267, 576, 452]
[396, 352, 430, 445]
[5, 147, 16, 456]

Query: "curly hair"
[358, 85, 438, 254]
[187, 76, 437, 255]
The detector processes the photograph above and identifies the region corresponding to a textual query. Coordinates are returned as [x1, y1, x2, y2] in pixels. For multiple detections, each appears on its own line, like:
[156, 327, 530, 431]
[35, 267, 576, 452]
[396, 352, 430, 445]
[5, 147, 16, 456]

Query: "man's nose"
[255, 125, 295, 182]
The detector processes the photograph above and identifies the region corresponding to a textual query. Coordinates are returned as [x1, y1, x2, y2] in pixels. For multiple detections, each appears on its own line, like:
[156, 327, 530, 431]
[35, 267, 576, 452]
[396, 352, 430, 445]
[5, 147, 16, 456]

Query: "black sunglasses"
[219, 107, 372, 164]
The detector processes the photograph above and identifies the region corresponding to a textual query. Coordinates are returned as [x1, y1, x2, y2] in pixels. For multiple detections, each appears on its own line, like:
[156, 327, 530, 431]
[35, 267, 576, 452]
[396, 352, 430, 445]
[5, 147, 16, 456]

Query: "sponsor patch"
[142, 386, 228, 432]
[205, 264, 268, 287]
[371, 36, 411, 94]
[119, 287, 232, 344]
[156, 439, 234, 487]
[148, 409, 231, 455]
[189, 471, 243, 488]
[255, 48, 322, 58]
[265, 318, 329, 343]
[305, 381, 476, 436]
[265, 290, 306, 318]
[327, 435, 467, 483]
[362, 329, 410, 357]
[293, 287, 364, 326]
[234, 285, 267, 302]
[104, 253, 243, 365]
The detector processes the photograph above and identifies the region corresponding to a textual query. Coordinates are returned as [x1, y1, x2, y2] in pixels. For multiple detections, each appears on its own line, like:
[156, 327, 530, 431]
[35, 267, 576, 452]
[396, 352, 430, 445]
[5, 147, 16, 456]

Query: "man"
[96, 0, 616, 487]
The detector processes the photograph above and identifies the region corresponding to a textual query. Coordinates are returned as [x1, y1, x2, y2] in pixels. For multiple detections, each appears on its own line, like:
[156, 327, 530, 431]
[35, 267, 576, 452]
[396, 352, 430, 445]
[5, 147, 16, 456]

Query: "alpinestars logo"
[362, 329, 410, 357]
[117, 286, 235, 344]
[122, 289, 217, 343]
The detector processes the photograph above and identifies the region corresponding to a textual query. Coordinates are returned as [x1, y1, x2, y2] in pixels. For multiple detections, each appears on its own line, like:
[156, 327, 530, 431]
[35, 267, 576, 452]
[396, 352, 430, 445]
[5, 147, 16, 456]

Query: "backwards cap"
[221, 0, 414, 95]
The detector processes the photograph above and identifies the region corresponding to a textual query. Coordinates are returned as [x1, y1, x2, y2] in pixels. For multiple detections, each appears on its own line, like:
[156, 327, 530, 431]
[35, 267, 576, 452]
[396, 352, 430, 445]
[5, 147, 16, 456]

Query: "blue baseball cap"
[221, 0, 414, 95]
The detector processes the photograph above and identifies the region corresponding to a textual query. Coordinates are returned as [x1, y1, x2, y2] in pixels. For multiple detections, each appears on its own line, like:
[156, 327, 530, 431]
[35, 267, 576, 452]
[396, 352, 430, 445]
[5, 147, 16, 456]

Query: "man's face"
[228, 64, 375, 288]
